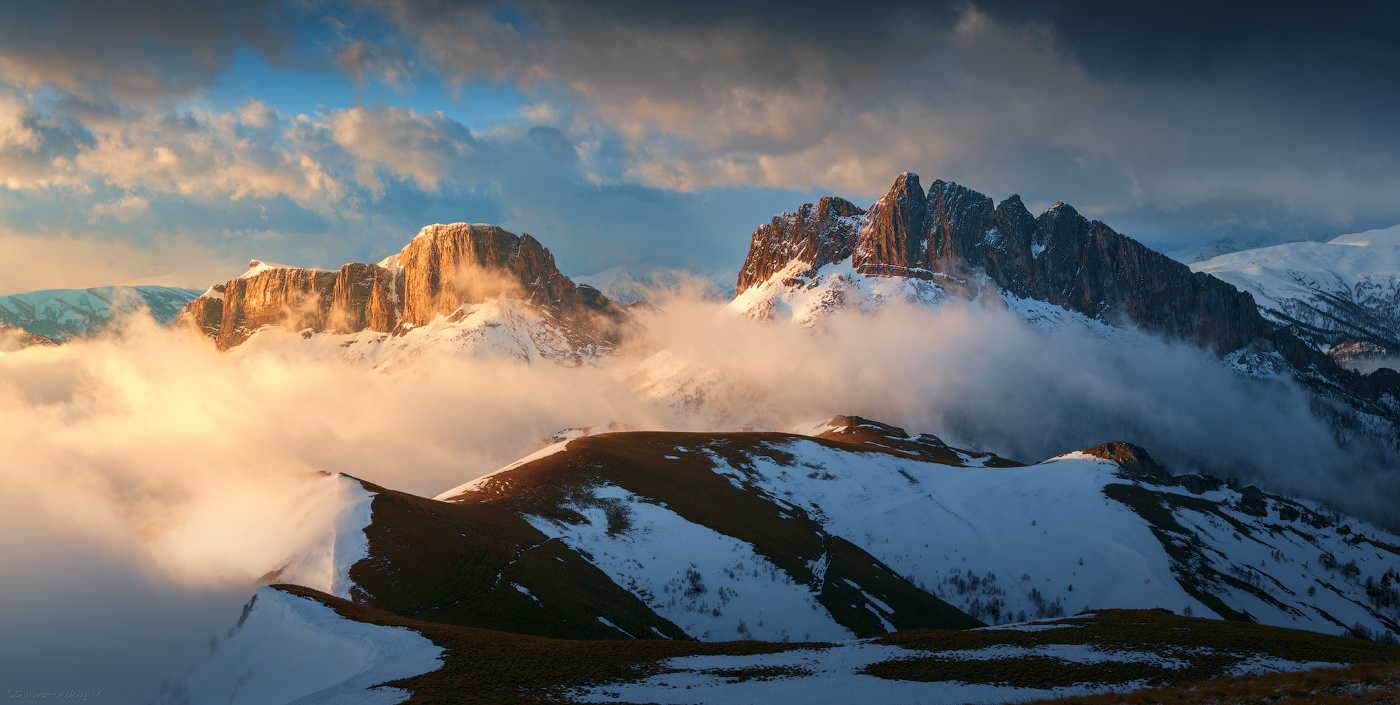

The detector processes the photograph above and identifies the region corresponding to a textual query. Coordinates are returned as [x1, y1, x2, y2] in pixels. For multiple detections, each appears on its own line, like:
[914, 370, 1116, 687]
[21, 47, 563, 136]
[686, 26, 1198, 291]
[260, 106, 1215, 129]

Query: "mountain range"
[8, 171, 1400, 704]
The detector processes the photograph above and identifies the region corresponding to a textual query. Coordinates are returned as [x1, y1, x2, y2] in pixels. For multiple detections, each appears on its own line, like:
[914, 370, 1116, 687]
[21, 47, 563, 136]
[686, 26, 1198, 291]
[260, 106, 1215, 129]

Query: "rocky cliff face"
[740, 172, 1271, 354]
[396, 223, 587, 328]
[734, 196, 865, 293]
[182, 224, 619, 351]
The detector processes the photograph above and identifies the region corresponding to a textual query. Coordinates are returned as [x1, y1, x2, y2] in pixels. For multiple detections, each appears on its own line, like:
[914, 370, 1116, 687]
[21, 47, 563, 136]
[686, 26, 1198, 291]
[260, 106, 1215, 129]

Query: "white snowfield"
[522, 483, 859, 643]
[728, 256, 1126, 342]
[1330, 223, 1400, 247]
[1191, 230, 1400, 345]
[170, 587, 443, 705]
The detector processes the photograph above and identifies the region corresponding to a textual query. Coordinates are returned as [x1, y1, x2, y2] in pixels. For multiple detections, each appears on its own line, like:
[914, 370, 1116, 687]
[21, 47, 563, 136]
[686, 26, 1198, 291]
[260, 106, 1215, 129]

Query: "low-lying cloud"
[1, 293, 1396, 699]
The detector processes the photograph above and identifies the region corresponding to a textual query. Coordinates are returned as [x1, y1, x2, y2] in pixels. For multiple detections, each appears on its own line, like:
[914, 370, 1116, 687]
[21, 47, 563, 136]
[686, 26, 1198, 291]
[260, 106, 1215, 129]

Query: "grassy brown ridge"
[1025, 660, 1400, 705]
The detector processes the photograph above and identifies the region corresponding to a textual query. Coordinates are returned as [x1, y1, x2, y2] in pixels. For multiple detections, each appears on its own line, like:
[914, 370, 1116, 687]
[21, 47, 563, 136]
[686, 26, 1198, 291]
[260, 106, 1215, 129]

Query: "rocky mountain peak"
[181, 223, 622, 351]
[856, 172, 927, 275]
[737, 171, 1273, 354]
[734, 195, 866, 295]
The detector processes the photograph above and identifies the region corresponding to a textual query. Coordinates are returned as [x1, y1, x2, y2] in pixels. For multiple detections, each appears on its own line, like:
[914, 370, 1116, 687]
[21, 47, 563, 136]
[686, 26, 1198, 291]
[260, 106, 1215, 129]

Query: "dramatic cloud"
[4, 0, 1397, 293]
[359, 0, 1400, 246]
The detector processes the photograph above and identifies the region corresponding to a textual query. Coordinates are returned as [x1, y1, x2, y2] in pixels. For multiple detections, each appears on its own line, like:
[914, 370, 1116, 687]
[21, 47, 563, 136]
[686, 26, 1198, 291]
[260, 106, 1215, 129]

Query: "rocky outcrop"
[1083, 441, 1172, 483]
[735, 197, 864, 293]
[182, 285, 225, 338]
[182, 224, 623, 351]
[330, 263, 398, 334]
[0, 325, 59, 350]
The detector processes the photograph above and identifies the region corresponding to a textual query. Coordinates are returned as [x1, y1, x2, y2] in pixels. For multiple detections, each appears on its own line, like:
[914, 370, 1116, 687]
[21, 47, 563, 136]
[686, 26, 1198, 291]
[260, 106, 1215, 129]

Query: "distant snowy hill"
[1191, 227, 1400, 352]
[0, 286, 201, 340]
[575, 264, 729, 304]
[1169, 236, 1274, 264]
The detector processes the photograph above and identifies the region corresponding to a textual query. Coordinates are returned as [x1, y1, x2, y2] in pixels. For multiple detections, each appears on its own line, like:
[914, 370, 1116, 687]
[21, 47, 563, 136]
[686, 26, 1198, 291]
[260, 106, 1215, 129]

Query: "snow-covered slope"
[234, 296, 613, 371]
[729, 255, 1124, 340]
[169, 586, 442, 705]
[575, 265, 650, 305]
[1191, 234, 1400, 350]
[0, 285, 201, 340]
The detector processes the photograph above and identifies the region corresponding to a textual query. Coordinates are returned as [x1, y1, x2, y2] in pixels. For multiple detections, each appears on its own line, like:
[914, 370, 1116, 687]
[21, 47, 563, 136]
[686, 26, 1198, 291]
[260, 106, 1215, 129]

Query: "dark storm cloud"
[0, 0, 288, 101]
[973, 0, 1400, 82]
[351, 0, 1400, 251]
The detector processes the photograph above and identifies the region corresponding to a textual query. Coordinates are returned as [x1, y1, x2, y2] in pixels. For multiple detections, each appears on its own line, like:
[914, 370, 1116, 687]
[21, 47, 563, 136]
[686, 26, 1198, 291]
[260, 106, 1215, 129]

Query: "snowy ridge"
[419, 426, 1400, 643]
[697, 437, 1398, 637]
[439, 428, 1400, 641]
[170, 587, 442, 705]
[729, 255, 1128, 340]
[433, 440, 573, 500]
[277, 475, 376, 599]
[1331, 223, 1400, 247]
[729, 257, 948, 327]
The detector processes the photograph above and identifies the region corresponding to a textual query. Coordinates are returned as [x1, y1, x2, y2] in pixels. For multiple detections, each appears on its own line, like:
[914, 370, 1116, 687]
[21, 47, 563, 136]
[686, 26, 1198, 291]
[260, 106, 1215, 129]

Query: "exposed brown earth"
[812, 415, 1023, 467]
[347, 476, 691, 641]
